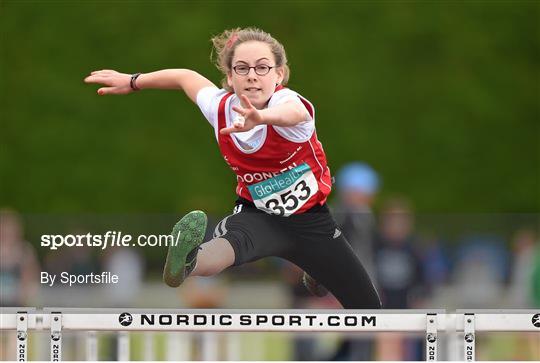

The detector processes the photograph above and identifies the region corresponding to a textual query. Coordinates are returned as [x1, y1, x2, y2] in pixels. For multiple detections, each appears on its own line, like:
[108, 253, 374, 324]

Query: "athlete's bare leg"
[191, 237, 235, 277]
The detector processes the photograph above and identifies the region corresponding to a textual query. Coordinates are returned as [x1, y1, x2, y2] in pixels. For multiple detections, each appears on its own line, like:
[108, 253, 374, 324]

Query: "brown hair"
[211, 27, 290, 91]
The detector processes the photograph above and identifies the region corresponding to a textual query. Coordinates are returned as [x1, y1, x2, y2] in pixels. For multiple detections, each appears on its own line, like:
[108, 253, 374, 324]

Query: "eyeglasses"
[232, 64, 275, 76]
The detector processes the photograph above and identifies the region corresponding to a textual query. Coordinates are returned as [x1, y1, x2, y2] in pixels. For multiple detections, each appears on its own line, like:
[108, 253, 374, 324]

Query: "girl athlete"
[84, 27, 381, 309]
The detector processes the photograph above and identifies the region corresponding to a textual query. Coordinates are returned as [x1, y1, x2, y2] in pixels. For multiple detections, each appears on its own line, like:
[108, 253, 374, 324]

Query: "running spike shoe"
[163, 210, 207, 287]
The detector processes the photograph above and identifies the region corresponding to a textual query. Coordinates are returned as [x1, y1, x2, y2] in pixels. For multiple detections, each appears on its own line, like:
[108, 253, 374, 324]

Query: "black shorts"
[213, 197, 381, 309]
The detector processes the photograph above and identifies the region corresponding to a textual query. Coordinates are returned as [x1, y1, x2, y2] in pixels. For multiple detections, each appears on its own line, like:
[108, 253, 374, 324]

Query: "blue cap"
[336, 162, 380, 194]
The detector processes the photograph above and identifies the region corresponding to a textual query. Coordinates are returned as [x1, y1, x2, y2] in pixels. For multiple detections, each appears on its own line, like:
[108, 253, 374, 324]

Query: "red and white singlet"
[215, 87, 332, 216]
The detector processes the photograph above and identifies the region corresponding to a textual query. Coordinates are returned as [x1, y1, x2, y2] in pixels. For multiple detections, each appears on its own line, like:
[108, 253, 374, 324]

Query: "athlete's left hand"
[220, 95, 263, 135]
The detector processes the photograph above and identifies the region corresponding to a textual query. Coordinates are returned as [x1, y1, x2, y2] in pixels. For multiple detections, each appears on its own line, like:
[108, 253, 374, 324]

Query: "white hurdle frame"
[455, 309, 540, 362]
[1, 308, 538, 361]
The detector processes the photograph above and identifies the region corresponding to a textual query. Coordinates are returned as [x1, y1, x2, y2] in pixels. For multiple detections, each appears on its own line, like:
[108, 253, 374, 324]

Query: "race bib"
[247, 163, 319, 216]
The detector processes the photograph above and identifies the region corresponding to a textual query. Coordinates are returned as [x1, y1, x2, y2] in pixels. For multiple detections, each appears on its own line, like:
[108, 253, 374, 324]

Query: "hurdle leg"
[201, 332, 218, 360]
[225, 332, 241, 361]
[143, 332, 155, 361]
[117, 331, 130, 361]
[50, 312, 62, 361]
[463, 313, 475, 361]
[166, 332, 191, 360]
[86, 331, 98, 361]
[425, 313, 438, 361]
[16, 312, 28, 362]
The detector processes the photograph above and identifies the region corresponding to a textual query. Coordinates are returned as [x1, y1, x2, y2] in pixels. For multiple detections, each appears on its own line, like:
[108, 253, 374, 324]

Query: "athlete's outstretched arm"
[84, 69, 216, 103]
[220, 94, 310, 135]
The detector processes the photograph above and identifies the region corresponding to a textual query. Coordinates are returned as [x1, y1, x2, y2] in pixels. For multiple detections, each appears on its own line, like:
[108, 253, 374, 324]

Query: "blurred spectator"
[481, 230, 540, 361]
[374, 198, 424, 308]
[373, 198, 424, 360]
[503, 228, 539, 360]
[0, 209, 40, 360]
[532, 241, 540, 308]
[44, 228, 99, 277]
[452, 235, 509, 307]
[329, 162, 381, 360]
[101, 246, 145, 307]
[420, 234, 450, 294]
[333, 162, 380, 280]
[0, 209, 40, 306]
[508, 228, 538, 307]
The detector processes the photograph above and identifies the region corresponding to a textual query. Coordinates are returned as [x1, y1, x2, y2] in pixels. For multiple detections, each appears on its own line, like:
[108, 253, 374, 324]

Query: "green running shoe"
[163, 210, 207, 287]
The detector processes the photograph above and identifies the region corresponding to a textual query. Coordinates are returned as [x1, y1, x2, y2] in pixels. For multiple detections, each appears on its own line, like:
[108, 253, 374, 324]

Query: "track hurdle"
[2, 308, 539, 361]
[59, 308, 444, 361]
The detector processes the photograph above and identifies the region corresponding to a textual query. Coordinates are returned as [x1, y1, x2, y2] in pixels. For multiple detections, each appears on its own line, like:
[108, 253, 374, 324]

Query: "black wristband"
[130, 73, 142, 91]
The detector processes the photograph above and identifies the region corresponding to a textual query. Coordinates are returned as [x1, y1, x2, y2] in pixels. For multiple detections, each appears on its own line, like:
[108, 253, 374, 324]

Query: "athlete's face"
[227, 41, 284, 109]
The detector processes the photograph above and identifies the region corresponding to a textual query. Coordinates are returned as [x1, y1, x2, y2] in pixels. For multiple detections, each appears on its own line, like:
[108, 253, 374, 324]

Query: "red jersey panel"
[216, 88, 332, 216]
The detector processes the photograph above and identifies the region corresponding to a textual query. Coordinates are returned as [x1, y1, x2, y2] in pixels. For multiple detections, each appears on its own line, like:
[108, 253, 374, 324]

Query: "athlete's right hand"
[84, 70, 132, 95]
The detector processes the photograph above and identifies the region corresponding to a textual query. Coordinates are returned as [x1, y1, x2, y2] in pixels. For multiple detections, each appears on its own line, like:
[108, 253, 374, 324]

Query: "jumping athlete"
[84, 27, 381, 309]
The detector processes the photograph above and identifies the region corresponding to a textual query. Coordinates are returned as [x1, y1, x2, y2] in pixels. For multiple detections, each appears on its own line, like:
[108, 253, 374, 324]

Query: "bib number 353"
[265, 180, 311, 216]
[248, 163, 319, 216]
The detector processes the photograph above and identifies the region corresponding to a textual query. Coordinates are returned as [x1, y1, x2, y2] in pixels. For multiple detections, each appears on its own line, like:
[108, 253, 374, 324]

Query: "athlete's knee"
[194, 264, 221, 277]
[192, 259, 228, 277]
[191, 238, 235, 276]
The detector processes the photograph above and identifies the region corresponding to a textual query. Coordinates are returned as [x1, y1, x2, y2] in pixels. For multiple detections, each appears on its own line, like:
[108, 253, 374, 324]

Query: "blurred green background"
[1, 0, 538, 214]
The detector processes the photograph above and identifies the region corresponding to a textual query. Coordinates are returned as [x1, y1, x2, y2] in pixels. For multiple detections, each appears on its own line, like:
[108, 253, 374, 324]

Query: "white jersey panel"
[196, 86, 315, 146]
[269, 88, 315, 142]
